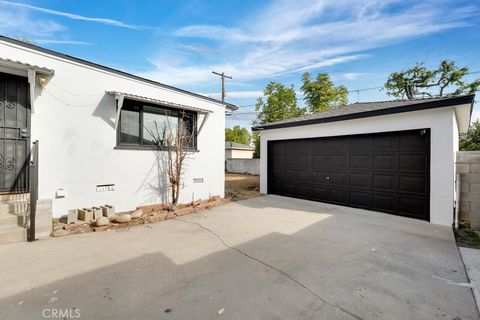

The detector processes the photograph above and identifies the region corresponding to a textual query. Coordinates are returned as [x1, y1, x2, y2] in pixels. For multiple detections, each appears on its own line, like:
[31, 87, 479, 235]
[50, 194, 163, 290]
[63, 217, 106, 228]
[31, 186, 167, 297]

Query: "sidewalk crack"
[174, 217, 364, 320]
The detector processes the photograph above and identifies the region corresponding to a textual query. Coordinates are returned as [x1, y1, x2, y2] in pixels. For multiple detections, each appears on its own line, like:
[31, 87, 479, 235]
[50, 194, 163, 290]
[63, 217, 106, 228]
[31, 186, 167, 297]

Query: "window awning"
[0, 57, 55, 114]
[107, 90, 212, 135]
[106, 91, 212, 114]
[0, 57, 54, 76]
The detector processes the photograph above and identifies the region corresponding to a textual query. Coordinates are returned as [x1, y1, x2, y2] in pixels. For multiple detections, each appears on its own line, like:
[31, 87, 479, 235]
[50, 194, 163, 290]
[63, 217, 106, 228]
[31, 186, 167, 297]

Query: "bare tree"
[144, 111, 195, 208]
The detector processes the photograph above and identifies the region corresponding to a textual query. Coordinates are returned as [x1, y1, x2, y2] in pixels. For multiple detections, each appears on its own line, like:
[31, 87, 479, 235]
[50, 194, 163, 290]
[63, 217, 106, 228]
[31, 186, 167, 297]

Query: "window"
[117, 100, 197, 149]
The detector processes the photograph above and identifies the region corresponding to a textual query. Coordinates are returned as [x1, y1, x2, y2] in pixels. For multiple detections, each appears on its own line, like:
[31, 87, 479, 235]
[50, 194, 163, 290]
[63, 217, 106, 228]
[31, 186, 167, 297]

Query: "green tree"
[253, 82, 306, 157]
[460, 120, 480, 151]
[254, 82, 305, 125]
[300, 72, 348, 112]
[225, 125, 251, 145]
[385, 60, 480, 100]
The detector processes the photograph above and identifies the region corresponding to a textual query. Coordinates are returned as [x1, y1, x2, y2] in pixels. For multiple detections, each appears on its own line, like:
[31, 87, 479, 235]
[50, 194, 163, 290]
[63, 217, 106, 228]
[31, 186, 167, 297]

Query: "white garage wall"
[259, 107, 461, 226]
[0, 41, 226, 217]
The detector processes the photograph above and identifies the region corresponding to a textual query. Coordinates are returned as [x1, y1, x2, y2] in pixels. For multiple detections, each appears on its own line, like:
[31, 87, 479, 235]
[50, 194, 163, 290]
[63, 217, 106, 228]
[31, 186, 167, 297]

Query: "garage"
[253, 95, 475, 225]
[267, 129, 430, 220]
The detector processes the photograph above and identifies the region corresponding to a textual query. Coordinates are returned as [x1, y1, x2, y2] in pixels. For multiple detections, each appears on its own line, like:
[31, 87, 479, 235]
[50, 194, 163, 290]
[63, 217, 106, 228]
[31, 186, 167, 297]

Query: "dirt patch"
[52, 196, 230, 238]
[225, 173, 262, 200]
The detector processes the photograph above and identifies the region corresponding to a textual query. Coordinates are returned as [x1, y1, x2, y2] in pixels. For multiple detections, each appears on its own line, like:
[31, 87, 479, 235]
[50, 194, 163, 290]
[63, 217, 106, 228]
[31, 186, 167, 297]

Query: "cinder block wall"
[456, 151, 480, 230]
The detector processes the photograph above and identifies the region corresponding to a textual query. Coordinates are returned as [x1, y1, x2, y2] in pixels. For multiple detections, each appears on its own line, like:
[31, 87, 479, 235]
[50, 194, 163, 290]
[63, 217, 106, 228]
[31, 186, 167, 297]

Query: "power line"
[233, 70, 480, 108]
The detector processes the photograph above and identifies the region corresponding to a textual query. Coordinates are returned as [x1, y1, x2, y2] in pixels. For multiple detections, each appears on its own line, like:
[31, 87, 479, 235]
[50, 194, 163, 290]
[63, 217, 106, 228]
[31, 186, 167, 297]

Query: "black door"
[0, 73, 30, 193]
[268, 129, 430, 220]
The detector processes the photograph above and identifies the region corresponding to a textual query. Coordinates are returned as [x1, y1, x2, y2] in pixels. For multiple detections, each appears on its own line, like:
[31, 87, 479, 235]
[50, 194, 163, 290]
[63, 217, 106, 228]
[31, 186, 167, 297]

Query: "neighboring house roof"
[252, 94, 475, 131]
[0, 35, 237, 111]
[0, 57, 54, 75]
[106, 91, 212, 114]
[225, 142, 255, 150]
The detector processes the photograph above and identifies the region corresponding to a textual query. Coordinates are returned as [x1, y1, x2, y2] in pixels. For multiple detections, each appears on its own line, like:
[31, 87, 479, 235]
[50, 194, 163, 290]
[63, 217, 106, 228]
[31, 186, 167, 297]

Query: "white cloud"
[0, 10, 64, 38]
[0, 1, 141, 29]
[201, 91, 264, 99]
[35, 39, 92, 45]
[141, 0, 477, 86]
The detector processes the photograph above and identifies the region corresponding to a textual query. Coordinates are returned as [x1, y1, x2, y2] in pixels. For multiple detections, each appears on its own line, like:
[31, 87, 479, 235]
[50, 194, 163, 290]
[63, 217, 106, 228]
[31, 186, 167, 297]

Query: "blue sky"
[0, 0, 479, 128]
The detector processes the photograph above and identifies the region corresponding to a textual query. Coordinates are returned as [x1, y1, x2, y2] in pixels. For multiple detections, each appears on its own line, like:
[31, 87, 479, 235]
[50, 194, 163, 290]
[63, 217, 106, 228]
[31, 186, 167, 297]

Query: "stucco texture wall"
[0, 41, 226, 217]
[259, 108, 459, 226]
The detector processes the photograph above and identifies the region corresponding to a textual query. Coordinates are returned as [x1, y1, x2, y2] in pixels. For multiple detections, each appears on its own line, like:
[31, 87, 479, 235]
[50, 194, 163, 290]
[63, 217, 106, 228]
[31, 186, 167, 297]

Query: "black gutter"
[0, 35, 237, 110]
[252, 94, 475, 131]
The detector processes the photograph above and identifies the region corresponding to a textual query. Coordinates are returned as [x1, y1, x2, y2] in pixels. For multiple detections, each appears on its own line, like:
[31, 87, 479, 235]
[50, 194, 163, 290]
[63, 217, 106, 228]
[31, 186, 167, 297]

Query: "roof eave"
[0, 36, 236, 109]
[252, 95, 475, 132]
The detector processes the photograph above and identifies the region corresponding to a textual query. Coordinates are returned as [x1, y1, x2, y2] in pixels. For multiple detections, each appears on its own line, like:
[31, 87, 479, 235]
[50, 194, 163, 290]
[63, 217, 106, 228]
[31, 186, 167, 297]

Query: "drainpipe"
[455, 173, 461, 229]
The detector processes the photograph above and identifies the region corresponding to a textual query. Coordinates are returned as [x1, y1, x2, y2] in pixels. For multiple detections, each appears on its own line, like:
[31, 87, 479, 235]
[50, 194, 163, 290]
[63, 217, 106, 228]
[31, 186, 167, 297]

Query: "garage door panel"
[398, 176, 427, 195]
[330, 172, 348, 187]
[350, 173, 371, 189]
[268, 128, 430, 221]
[350, 191, 372, 208]
[312, 155, 329, 169]
[399, 154, 428, 172]
[350, 154, 371, 170]
[312, 139, 330, 154]
[330, 189, 348, 204]
[284, 169, 311, 182]
[398, 196, 428, 218]
[399, 131, 427, 151]
[284, 155, 309, 168]
[312, 171, 330, 185]
[330, 155, 348, 169]
[373, 174, 397, 192]
[330, 137, 348, 153]
[373, 154, 397, 171]
[350, 135, 372, 153]
[373, 134, 399, 151]
[312, 187, 329, 201]
[373, 194, 397, 213]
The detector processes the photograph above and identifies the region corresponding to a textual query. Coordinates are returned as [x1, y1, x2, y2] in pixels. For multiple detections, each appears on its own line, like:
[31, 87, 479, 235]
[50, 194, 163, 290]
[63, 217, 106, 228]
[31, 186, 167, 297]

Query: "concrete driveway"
[0, 195, 478, 320]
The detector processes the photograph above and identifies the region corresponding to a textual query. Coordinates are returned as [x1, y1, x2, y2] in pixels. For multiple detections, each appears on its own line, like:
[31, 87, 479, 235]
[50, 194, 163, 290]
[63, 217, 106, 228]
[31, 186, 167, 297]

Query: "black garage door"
[267, 129, 430, 220]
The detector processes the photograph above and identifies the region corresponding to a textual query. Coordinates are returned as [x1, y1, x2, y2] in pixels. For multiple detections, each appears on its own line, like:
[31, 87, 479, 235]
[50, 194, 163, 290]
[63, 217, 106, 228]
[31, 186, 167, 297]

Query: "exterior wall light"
[37, 75, 48, 89]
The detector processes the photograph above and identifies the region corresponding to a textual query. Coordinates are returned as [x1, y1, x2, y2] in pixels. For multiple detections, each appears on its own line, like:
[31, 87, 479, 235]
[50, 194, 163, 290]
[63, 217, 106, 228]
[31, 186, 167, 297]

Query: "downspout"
[455, 172, 461, 229]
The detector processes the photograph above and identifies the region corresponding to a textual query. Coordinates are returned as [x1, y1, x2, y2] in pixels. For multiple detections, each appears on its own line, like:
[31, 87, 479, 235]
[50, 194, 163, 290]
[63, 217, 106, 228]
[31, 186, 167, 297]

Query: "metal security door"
[0, 73, 30, 192]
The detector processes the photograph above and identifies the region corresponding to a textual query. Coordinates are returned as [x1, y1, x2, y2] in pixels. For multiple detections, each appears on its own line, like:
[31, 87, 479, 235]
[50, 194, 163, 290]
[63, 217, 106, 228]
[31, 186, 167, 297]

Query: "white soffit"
[455, 103, 474, 134]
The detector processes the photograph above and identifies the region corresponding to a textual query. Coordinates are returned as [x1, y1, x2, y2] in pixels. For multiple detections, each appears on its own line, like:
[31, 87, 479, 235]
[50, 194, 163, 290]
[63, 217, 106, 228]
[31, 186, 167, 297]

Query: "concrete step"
[0, 213, 25, 227]
[0, 225, 26, 245]
[0, 193, 29, 202]
[0, 201, 29, 215]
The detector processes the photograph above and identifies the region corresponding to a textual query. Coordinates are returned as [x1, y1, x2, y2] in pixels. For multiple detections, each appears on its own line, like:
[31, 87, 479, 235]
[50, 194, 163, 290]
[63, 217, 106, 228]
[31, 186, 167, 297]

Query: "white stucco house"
[225, 141, 255, 159]
[0, 36, 236, 242]
[253, 95, 475, 226]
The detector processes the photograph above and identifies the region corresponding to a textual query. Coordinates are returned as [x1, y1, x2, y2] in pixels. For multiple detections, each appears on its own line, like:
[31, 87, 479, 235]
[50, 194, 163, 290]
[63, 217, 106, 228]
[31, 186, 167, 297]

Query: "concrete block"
[460, 182, 470, 193]
[472, 202, 480, 214]
[460, 201, 471, 213]
[92, 207, 103, 220]
[36, 199, 52, 211]
[457, 152, 480, 164]
[78, 208, 94, 222]
[460, 192, 480, 202]
[470, 183, 480, 193]
[101, 205, 115, 218]
[457, 163, 470, 174]
[462, 174, 480, 183]
[67, 209, 78, 224]
[472, 164, 480, 174]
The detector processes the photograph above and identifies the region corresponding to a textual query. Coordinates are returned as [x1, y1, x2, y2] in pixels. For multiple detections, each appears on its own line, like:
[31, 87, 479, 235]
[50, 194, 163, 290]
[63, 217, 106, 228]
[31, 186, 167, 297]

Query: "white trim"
[27, 69, 36, 113]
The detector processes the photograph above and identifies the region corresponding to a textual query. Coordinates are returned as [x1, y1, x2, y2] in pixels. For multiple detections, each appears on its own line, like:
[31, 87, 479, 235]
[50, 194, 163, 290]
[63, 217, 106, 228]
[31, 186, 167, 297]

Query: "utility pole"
[212, 71, 232, 102]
